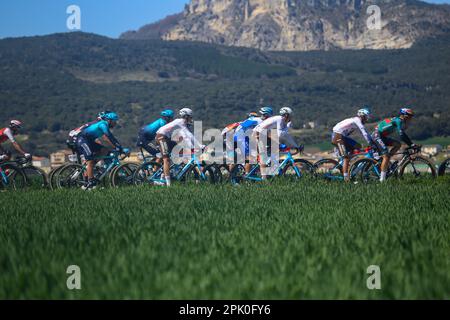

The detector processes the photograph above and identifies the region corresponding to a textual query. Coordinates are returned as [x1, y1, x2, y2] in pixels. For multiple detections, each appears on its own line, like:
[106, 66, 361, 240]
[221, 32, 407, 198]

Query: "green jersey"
[375, 117, 412, 146]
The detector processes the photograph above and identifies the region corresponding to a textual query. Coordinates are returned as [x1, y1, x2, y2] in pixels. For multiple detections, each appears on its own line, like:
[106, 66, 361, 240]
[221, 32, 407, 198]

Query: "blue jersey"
[234, 116, 262, 142]
[81, 120, 120, 147]
[141, 118, 167, 140]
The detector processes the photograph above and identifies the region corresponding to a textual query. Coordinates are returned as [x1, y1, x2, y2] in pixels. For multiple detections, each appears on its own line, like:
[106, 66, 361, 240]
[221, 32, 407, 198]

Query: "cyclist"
[156, 108, 204, 187]
[372, 107, 418, 182]
[68, 110, 111, 155]
[254, 107, 302, 179]
[233, 109, 272, 173]
[332, 107, 373, 182]
[0, 120, 31, 162]
[76, 112, 129, 190]
[136, 109, 175, 162]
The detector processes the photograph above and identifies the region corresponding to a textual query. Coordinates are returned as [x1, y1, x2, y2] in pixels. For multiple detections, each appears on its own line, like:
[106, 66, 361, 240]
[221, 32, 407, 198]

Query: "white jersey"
[157, 118, 201, 148]
[333, 116, 372, 144]
[254, 116, 299, 148]
[254, 116, 289, 136]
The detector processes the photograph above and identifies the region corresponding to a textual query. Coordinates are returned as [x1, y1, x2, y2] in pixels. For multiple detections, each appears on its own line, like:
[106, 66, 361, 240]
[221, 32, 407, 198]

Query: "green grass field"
[1, 178, 449, 299]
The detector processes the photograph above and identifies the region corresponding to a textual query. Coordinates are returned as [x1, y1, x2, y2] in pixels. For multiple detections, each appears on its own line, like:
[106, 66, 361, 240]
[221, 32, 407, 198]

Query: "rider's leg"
[332, 133, 351, 181]
[157, 135, 172, 186]
[373, 136, 391, 182]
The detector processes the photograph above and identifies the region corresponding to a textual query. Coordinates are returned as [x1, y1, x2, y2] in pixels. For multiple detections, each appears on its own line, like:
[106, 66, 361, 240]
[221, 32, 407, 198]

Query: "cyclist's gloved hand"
[297, 145, 304, 153]
[122, 148, 131, 156]
[24, 153, 32, 159]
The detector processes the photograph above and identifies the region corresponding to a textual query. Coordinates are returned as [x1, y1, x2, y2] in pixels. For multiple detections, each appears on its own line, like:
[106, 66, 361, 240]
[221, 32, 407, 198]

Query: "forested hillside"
[0, 32, 449, 154]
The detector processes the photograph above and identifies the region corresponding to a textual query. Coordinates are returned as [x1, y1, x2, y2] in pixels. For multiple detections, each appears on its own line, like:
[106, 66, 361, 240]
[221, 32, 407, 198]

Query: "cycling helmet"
[98, 110, 113, 120]
[10, 120, 23, 129]
[103, 112, 119, 121]
[400, 108, 414, 117]
[259, 106, 274, 116]
[247, 112, 258, 118]
[179, 108, 193, 117]
[357, 107, 372, 118]
[280, 107, 293, 116]
[161, 109, 175, 118]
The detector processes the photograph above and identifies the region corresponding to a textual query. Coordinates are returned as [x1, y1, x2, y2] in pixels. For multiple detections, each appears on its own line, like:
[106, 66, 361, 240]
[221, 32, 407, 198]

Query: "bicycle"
[55, 150, 134, 189]
[314, 147, 381, 181]
[230, 147, 315, 185]
[438, 158, 450, 176]
[0, 160, 27, 191]
[132, 148, 215, 186]
[12, 156, 48, 188]
[354, 145, 436, 182]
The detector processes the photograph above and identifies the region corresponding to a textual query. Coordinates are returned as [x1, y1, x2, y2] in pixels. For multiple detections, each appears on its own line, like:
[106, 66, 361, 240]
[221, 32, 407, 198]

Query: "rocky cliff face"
[121, 0, 450, 51]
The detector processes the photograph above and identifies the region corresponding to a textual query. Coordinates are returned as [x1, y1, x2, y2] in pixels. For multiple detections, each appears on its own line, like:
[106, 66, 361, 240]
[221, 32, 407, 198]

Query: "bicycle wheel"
[281, 159, 316, 180]
[398, 156, 436, 179]
[218, 164, 231, 181]
[0, 164, 27, 190]
[314, 159, 342, 180]
[355, 158, 381, 183]
[132, 162, 162, 186]
[204, 164, 224, 183]
[438, 158, 450, 176]
[183, 165, 215, 184]
[109, 163, 138, 188]
[22, 166, 48, 189]
[55, 164, 86, 189]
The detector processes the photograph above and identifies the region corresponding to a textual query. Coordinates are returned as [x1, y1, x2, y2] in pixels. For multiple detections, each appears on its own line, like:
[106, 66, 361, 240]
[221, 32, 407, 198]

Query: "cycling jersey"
[80, 120, 121, 148]
[235, 116, 262, 136]
[375, 117, 412, 146]
[254, 116, 298, 148]
[221, 122, 241, 136]
[0, 128, 16, 144]
[69, 120, 100, 140]
[141, 118, 167, 141]
[233, 116, 262, 158]
[157, 118, 202, 149]
[333, 117, 372, 144]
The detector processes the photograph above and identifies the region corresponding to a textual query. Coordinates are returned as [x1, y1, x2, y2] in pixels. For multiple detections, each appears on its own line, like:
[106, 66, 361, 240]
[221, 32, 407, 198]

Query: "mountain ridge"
[120, 0, 450, 51]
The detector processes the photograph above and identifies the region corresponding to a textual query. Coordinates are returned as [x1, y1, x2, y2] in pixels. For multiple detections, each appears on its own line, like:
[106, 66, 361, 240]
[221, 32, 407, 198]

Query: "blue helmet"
[259, 106, 274, 116]
[161, 109, 175, 119]
[103, 112, 119, 121]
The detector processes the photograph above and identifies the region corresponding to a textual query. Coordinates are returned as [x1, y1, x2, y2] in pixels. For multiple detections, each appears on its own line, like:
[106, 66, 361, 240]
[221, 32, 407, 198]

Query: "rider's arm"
[396, 120, 413, 146]
[180, 126, 203, 149]
[4, 128, 28, 155]
[99, 122, 122, 149]
[355, 117, 373, 144]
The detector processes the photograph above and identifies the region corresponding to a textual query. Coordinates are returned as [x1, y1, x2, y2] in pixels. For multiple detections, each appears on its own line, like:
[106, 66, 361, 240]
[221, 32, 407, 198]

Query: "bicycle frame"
[73, 152, 122, 182]
[322, 148, 376, 181]
[0, 165, 10, 185]
[146, 152, 207, 184]
[241, 151, 300, 182]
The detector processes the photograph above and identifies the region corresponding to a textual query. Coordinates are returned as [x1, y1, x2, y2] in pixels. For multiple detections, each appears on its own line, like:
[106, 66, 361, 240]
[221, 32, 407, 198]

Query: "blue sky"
[0, 0, 449, 39]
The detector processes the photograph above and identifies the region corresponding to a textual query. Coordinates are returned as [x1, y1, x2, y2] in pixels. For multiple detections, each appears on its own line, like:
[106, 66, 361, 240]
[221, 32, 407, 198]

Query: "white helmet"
[357, 107, 372, 118]
[10, 120, 23, 129]
[280, 107, 293, 116]
[179, 108, 193, 117]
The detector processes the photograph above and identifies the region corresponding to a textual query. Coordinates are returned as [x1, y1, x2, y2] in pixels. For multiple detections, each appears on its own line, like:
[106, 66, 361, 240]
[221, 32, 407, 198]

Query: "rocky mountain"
[121, 0, 450, 51]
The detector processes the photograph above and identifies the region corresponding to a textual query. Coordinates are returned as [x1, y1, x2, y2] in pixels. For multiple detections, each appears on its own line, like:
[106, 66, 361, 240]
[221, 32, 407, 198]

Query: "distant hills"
[0, 32, 449, 154]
